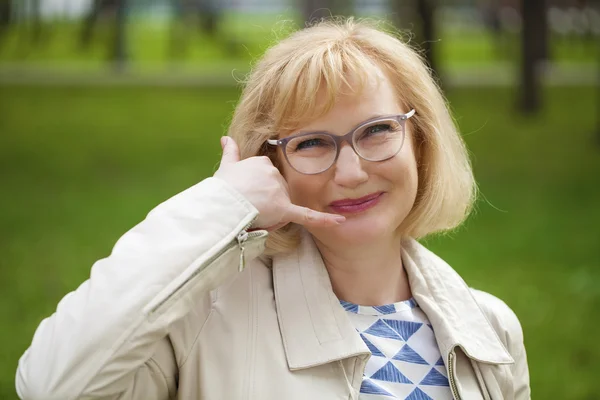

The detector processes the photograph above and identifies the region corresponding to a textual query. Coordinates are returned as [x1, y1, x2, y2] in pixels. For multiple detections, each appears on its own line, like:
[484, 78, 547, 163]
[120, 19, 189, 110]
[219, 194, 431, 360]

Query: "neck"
[313, 234, 412, 306]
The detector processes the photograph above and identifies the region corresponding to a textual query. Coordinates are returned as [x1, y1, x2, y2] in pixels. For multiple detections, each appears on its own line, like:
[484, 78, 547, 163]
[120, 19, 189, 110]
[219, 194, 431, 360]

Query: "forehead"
[289, 69, 403, 135]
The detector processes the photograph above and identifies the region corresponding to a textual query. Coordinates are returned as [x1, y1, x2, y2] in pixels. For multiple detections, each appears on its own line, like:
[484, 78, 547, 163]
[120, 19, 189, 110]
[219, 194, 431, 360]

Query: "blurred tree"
[111, 0, 128, 71]
[519, 0, 547, 114]
[80, 0, 116, 49]
[597, 38, 600, 145]
[33, 0, 41, 42]
[389, 0, 439, 82]
[0, 0, 11, 44]
[415, 0, 437, 77]
[537, 2, 549, 61]
[168, 0, 187, 60]
[80, 0, 128, 69]
[198, 0, 219, 37]
[481, 0, 503, 57]
[301, 0, 351, 25]
[168, 0, 233, 62]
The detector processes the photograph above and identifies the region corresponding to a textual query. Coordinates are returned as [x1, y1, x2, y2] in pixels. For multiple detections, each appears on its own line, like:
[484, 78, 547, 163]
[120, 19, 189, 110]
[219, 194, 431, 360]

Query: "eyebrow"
[294, 113, 397, 136]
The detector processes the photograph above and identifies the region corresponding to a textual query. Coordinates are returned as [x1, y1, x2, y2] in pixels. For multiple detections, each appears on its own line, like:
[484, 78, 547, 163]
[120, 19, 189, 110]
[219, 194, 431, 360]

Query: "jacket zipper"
[148, 218, 259, 316]
[448, 350, 461, 400]
[237, 229, 249, 271]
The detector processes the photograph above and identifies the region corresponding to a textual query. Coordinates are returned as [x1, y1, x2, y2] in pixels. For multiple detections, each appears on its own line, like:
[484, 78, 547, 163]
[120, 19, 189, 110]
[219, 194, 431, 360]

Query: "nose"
[333, 143, 369, 188]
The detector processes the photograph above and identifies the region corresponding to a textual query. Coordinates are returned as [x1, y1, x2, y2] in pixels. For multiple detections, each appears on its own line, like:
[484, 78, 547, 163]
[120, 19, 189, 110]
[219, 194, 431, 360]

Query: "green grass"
[0, 85, 599, 398]
[0, 16, 597, 69]
[0, 15, 286, 68]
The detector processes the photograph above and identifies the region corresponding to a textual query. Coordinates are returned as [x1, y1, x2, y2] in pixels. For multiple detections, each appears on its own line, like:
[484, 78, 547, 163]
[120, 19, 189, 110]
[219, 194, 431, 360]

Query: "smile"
[328, 192, 384, 214]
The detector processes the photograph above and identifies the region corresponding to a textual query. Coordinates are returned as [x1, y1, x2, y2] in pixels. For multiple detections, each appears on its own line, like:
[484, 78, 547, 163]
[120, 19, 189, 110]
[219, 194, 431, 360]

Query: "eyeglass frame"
[265, 109, 416, 175]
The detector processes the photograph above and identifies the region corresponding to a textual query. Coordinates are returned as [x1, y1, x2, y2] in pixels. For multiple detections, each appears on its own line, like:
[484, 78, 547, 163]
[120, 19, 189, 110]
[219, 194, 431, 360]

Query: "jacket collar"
[272, 230, 514, 370]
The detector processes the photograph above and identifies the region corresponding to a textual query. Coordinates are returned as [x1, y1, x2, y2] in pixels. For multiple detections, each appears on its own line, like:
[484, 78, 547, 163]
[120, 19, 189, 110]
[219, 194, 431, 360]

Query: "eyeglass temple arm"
[266, 139, 279, 145]
[403, 109, 416, 120]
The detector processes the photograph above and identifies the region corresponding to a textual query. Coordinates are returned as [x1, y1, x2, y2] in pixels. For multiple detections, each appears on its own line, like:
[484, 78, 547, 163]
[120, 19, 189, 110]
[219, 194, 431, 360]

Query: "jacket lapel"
[272, 230, 370, 370]
[400, 238, 514, 366]
[272, 231, 513, 371]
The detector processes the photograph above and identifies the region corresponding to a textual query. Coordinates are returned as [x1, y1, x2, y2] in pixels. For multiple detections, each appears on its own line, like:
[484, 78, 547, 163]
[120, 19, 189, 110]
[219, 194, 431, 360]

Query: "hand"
[213, 136, 346, 231]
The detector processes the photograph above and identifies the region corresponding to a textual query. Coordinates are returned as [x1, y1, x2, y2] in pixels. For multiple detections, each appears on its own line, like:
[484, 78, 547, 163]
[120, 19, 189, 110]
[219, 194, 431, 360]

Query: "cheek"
[381, 149, 419, 203]
[285, 174, 328, 208]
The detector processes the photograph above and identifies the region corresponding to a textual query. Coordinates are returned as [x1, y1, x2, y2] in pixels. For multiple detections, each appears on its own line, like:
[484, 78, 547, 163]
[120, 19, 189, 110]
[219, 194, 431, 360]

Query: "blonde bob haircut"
[227, 18, 476, 256]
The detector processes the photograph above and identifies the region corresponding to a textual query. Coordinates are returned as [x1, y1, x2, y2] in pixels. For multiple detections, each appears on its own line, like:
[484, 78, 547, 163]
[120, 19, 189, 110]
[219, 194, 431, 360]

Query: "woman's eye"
[364, 124, 392, 135]
[296, 138, 325, 150]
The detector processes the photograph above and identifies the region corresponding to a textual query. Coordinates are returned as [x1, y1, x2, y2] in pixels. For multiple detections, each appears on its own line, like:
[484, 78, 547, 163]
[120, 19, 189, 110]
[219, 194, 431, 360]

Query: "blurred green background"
[1, 1, 599, 399]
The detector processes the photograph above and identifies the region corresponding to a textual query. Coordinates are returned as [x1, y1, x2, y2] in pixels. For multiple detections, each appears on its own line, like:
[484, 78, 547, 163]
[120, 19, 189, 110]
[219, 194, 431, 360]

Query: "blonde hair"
[227, 18, 476, 256]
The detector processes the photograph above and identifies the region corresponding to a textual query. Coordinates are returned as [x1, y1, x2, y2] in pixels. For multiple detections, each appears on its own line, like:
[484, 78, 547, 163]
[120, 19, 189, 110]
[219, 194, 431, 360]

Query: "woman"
[16, 19, 530, 400]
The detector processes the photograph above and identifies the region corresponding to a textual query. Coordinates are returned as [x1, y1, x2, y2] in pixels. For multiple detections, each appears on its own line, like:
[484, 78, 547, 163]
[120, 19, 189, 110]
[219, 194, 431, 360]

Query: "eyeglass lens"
[284, 118, 405, 174]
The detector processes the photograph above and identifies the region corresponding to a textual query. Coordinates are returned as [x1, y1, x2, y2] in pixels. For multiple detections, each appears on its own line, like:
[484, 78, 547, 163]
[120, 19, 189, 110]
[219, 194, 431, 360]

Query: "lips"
[330, 192, 383, 207]
[328, 192, 384, 214]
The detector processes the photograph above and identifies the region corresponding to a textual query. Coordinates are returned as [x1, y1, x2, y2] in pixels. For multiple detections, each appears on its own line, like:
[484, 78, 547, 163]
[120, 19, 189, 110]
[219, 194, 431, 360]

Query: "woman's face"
[279, 70, 419, 246]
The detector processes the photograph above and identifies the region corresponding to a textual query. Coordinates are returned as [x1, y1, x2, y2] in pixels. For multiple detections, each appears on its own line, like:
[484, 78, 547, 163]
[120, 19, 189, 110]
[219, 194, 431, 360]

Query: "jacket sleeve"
[470, 289, 531, 399]
[499, 305, 530, 399]
[510, 333, 531, 400]
[503, 305, 530, 400]
[16, 177, 264, 400]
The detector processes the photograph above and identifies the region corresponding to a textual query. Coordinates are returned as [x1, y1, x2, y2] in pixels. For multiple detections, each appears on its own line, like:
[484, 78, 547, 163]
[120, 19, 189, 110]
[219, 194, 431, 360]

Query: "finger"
[220, 136, 241, 165]
[285, 204, 346, 227]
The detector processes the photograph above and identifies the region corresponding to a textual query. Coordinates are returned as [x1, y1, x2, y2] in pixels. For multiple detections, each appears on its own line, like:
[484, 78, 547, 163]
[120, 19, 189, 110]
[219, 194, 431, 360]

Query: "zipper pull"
[237, 230, 249, 272]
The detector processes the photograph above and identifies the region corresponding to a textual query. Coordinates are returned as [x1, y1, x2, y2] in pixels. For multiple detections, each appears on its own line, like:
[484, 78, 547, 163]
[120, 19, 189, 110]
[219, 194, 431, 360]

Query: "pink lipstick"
[329, 192, 384, 214]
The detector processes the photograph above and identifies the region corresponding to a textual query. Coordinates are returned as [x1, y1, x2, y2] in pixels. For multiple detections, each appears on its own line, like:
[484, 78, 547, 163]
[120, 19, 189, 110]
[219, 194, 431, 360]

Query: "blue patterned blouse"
[340, 298, 453, 400]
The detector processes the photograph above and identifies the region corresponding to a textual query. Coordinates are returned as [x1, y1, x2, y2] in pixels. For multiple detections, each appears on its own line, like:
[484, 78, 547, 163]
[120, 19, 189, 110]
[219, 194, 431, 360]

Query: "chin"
[323, 214, 396, 246]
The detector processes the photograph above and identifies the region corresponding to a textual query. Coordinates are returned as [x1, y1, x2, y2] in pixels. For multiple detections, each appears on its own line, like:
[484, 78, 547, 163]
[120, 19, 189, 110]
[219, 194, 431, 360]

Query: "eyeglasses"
[266, 109, 415, 175]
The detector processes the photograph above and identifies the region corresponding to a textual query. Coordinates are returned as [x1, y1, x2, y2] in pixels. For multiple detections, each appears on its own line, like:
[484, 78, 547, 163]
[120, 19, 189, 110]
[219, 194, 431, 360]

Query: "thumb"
[220, 136, 240, 165]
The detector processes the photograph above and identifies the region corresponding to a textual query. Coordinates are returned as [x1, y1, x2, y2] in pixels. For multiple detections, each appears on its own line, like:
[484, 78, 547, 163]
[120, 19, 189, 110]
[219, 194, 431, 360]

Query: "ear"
[262, 142, 287, 179]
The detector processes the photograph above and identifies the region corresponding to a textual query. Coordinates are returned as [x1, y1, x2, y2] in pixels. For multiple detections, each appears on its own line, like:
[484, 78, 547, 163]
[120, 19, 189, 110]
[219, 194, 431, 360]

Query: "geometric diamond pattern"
[360, 379, 394, 396]
[361, 334, 386, 358]
[339, 297, 453, 399]
[393, 344, 429, 365]
[383, 319, 423, 341]
[371, 362, 412, 384]
[420, 368, 449, 386]
[406, 387, 434, 400]
[340, 300, 359, 313]
[364, 320, 403, 340]
[373, 304, 397, 314]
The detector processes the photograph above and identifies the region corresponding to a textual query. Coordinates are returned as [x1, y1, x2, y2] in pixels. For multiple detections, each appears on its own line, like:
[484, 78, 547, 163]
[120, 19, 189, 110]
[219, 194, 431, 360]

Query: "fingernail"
[334, 216, 346, 223]
[220, 136, 228, 149]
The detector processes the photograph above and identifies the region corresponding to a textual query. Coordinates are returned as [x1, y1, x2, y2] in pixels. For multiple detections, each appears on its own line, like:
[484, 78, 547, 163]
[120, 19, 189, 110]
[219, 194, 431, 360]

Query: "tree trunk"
[198, 0, 219, 37]
[597, 41, 600, 145]
[167, 0, 185, 60]
[537, 4, 549, 62]
[80, 0, 101, 49]
[32, 0, 42, 44]
[0, 0, 11, 45]
[415, 0, 437, 76]
[0, 0, 11, 28]
[111, 0, 127, 71]
[301, 0, 336, 25]
[519, 0, 546, 114]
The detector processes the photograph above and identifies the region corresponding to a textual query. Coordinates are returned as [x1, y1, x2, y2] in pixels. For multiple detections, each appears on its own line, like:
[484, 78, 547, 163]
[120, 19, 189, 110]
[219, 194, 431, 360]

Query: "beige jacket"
[16, 177, 530, 400]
